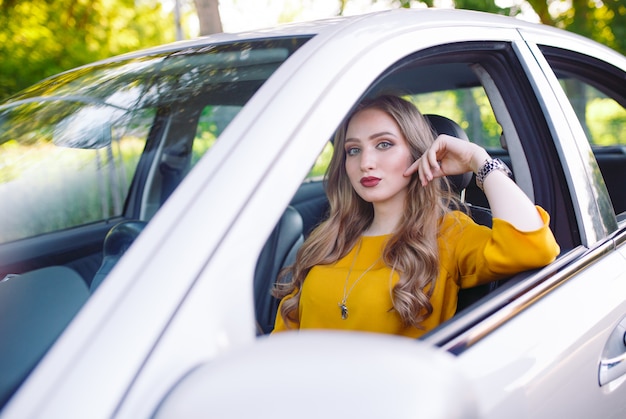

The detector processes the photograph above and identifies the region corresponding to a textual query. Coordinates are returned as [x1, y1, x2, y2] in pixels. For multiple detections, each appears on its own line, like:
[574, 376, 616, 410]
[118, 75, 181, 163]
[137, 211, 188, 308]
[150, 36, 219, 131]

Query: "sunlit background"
[0, 0, 623, 101]
[168, 0, 542, 35]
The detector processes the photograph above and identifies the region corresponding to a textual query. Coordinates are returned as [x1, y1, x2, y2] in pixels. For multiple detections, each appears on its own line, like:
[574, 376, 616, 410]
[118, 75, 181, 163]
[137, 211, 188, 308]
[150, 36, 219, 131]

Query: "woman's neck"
[364, 201, 404, 236]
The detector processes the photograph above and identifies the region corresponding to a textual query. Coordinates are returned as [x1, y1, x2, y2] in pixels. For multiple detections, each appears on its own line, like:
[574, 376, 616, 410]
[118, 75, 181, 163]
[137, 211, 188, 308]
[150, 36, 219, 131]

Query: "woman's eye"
[377, 141, 393, 150]
[346, 147, 360, 156]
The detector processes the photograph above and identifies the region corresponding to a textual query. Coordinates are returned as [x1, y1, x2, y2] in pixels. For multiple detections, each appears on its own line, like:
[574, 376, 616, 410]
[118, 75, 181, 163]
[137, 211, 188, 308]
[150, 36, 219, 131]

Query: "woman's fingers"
[405, 135, 478, 186]
[405, 135, 487, 186]
[404, 159, 420, 177]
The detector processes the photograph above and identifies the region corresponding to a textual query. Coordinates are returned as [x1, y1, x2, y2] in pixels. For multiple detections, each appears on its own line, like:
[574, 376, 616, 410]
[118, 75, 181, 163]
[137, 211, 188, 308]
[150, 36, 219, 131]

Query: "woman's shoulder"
[440, 209, 476, 227]
[438, 208, 491, 242]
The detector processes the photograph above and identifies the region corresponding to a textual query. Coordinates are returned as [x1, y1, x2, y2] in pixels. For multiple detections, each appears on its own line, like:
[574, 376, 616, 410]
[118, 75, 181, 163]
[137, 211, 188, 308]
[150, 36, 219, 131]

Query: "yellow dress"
[272, 206, 559, 338]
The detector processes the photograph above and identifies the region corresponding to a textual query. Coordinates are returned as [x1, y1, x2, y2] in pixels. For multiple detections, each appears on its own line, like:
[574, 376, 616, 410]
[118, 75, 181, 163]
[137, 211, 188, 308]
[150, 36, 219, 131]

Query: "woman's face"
[344, 107, 414, 208]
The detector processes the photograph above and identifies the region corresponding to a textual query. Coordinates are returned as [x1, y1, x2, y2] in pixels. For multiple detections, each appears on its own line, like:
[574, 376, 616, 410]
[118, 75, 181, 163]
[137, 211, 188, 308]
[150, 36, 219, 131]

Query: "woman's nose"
[360, 148, 375, 171]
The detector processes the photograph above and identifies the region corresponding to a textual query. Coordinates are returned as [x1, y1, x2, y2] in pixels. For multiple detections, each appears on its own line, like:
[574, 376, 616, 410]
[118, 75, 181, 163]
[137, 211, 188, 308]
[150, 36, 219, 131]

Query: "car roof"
[81, 8, 608, 65]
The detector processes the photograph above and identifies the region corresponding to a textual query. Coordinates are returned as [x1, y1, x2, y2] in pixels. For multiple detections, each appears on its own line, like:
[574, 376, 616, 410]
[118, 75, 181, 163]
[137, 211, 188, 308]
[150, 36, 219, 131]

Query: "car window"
[555, 75, 625, 147]
[374, 44, 578, 249]
[0, 37, 310, 243]
[0, 36, 313, 409]
[408, 85, 502, 150]
[259, 40, 578, 338]
[305, 141, 334, 180]
[0, 106, 152, 243]
[540, 46, 626, 216]
[191, 105, 240, 167]
[539, 46, 626, 148]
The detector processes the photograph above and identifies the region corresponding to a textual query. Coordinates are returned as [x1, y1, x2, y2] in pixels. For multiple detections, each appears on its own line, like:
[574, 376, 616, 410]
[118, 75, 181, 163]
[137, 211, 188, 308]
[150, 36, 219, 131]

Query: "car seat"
[0, 266, 88, 405]
[424, 114, 498, 311]
[424, 114, 492, 227]
[253, 206, 304, 334]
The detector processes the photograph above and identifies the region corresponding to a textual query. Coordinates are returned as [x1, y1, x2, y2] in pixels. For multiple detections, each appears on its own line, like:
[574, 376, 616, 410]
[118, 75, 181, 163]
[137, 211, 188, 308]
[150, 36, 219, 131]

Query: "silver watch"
[476, 158, 512, 190]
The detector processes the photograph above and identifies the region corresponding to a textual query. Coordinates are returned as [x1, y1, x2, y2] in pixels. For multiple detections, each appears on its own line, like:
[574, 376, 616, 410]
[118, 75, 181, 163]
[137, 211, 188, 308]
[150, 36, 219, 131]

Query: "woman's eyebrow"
[369, 131, 396, 140]
[345, 131, 397, 143]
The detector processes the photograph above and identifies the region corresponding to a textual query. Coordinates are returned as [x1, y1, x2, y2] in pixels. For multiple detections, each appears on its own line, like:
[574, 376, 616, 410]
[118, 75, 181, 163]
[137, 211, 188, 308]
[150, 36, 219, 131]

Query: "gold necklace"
[339, 239, 381, 320]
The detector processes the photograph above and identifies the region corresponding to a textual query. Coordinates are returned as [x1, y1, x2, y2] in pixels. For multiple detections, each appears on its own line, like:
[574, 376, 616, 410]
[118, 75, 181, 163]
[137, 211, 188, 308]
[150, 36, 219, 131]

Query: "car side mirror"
[153, 331, 478, 419]
[53, 104, 114, 149]
[1, 99, 121, 150]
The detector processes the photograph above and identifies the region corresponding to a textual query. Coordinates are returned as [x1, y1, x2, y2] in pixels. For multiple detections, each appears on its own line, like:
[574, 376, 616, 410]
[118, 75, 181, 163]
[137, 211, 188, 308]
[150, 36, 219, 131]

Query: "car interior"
[1, 38, 625, 408]
[253, 112, 496, 335]
[254, 42, 626, 336]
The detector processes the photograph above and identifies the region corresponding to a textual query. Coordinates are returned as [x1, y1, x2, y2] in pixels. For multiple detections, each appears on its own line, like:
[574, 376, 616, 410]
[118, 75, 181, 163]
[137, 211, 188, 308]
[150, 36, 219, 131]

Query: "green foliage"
[450, 0, 511, 15]
[0, 0, 175, 101]
[409, 88, 502, 149]
[510, 0, 624, 56]
[308, 142, 334, 179]
[587, 98, 626, 146]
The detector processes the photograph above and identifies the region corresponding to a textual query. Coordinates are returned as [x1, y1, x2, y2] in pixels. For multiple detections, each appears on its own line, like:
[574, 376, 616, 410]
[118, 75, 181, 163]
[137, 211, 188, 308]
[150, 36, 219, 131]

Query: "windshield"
[0, 37, 310, 243]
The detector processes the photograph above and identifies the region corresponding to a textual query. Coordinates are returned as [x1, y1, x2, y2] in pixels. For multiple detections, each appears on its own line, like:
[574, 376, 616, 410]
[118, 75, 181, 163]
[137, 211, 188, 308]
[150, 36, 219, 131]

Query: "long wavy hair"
[273, 94, 461, 329]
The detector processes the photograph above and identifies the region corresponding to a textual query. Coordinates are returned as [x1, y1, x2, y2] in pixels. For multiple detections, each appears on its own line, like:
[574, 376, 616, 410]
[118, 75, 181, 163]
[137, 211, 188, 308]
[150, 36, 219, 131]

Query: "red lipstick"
[360, 176, 381, 187]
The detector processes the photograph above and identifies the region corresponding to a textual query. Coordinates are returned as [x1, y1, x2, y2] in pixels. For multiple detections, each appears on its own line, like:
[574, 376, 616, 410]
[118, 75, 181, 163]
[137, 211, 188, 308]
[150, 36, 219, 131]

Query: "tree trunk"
[194, 0, 223, 36]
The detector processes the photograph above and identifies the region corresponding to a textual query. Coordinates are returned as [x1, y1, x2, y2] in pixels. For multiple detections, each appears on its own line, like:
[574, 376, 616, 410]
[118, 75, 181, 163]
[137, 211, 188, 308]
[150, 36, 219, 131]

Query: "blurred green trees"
[1, 0, 624, 101]
[0, 0, 174, 100]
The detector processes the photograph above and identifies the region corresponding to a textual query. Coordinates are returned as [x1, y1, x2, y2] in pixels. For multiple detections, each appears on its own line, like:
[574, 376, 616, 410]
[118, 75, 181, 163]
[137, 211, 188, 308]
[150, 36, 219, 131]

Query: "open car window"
[257, 40, 579, 337]
[408, 84, 502, 150]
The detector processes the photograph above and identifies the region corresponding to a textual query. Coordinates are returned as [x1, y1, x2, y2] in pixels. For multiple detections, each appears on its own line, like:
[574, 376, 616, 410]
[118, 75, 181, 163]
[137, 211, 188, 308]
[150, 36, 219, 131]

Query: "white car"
[1, 8, 625, 418]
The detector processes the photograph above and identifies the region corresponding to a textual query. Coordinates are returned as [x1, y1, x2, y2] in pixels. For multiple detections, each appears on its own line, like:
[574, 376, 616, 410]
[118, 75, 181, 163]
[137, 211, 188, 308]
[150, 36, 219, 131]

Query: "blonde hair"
[273, 95, 461, 329]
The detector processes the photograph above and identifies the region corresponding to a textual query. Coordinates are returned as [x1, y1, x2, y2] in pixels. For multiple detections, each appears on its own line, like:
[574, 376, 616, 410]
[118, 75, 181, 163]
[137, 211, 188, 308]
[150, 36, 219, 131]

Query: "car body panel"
[456, 233, 626, 418]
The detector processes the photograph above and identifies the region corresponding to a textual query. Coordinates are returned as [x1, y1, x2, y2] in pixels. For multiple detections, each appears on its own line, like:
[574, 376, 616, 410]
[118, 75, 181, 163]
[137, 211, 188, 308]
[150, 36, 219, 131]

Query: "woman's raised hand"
[403, 134, 490, 186]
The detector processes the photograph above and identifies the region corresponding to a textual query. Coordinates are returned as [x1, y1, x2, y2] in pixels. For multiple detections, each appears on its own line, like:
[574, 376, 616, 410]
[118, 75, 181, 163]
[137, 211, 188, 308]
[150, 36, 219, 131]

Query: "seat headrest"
[424, 114, 473, 194]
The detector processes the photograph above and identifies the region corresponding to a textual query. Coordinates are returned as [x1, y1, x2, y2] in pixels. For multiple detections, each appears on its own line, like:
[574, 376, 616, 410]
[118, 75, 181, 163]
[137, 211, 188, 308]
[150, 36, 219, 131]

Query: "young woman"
[272, 94, 559, 338]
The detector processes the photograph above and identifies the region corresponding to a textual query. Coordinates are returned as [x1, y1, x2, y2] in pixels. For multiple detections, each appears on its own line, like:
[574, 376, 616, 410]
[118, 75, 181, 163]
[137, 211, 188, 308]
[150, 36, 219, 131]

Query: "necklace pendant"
[339, 302, 348, 320]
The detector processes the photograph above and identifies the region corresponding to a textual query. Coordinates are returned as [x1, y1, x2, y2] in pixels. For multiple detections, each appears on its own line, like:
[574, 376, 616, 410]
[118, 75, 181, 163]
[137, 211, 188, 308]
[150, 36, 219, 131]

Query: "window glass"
[408, 86, 501, 149]
[557, 78, 626, 146]
[541, 46, 626, 216]
[0, 37, 311, 243]
[306, 142, 334, 180]
[0, 107, 152, 243]
[539, 46, 625, 147]
[192, 105, 241, 167]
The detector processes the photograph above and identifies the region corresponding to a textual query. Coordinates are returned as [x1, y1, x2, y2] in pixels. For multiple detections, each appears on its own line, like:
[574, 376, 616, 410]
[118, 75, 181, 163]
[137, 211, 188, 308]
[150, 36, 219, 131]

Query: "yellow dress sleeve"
[445, 206, 560, 289]
[271, 289, 299, 333]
